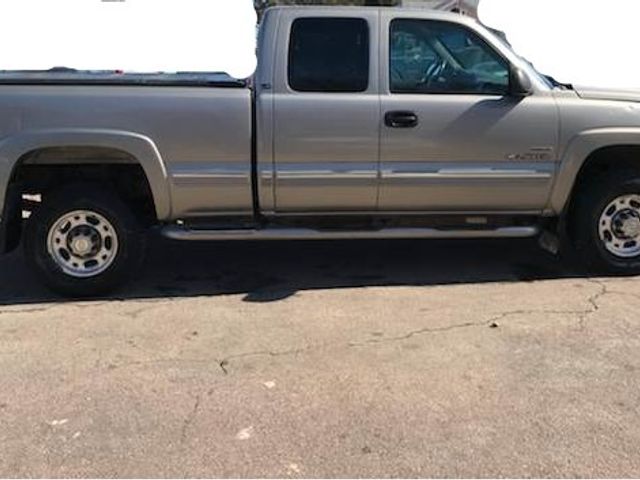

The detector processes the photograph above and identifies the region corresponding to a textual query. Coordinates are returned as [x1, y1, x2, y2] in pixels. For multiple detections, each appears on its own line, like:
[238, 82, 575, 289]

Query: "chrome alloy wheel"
[46, 210, 119, 278]
[598, 194, 640, 259]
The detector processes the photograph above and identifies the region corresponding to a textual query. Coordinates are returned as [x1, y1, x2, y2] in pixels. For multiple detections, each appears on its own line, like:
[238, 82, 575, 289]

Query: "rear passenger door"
[271, 12, 380, 213]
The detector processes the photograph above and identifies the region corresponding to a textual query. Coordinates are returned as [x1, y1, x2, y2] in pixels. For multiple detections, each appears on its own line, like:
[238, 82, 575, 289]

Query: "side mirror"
[509, 67, 533, 97]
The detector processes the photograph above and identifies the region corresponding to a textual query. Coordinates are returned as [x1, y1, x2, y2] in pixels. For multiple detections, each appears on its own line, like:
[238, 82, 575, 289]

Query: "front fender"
[549, 127, 640, 213]
[0, 128, 172, 221]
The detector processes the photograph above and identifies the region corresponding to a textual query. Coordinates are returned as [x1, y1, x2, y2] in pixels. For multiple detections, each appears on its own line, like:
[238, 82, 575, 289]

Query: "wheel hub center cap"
[621, 217, 640, 238]
[613, 210, 640, 239]
[71, 236, 93, 256]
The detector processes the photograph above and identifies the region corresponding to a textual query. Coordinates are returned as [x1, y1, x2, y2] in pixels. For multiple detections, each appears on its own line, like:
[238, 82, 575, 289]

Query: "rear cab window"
[288, 17, 370, 93]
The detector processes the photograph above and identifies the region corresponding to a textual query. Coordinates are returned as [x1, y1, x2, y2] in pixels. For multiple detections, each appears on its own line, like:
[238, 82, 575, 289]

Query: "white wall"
[479, 0, 640, 89]
[0, 0, 258, 79]
[0, 0, 639, 89]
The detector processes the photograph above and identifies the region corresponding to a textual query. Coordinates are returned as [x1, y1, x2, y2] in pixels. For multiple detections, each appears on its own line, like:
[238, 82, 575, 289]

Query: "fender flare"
[0, 128, 172, 220]
[549, 127, 640, 214]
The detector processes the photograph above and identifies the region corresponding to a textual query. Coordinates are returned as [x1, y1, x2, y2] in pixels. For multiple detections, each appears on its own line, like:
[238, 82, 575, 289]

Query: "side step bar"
[161, 225, 540, 241]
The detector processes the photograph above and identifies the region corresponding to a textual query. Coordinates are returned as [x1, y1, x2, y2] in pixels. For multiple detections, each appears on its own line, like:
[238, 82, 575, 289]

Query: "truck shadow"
[0, 235, 586, 306]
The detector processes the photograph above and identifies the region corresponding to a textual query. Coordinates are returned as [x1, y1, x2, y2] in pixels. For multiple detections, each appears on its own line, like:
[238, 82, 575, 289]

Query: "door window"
[390, 19, 509, 95]
[288, 17, 370, 93]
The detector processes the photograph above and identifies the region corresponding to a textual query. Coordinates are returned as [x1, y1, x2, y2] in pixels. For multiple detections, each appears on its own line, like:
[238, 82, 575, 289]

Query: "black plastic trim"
[250, 89, 261, 220]
[0, 185, 22, 255]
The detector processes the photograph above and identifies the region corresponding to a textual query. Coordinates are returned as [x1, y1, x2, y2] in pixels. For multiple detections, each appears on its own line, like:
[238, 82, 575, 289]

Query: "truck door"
[270, 12, 380, 213]
[379, 13, 558, 213]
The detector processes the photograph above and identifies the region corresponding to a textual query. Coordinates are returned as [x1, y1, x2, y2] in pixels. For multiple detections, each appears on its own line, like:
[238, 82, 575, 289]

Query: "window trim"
[388, 18, 512, 96]
[287, 16, 371, 94]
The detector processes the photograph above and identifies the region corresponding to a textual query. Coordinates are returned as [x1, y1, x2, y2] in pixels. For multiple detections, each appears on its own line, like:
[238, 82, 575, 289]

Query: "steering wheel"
[420, 59, 447, 87]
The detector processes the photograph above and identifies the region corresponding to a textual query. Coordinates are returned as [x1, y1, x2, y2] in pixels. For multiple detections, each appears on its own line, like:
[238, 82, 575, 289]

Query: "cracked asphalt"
[1, 236, 640, 477]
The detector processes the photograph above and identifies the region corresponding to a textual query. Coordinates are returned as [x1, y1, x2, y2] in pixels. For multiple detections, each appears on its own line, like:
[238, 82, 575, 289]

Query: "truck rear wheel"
[24, 184, 146, 297]
[571, 170, 640, 275]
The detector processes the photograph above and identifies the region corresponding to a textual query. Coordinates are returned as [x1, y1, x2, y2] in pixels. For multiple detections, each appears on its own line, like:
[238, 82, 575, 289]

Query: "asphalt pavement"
[1, 236, 639, 477]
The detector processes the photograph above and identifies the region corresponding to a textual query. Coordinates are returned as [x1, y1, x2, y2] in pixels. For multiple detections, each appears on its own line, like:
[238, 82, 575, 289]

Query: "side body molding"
[549, 128, 640, 214]
[0, 129, 172, 220]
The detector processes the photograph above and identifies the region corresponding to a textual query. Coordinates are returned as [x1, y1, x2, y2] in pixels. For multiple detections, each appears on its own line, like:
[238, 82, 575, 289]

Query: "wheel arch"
[550, 128, 640, 215]
[0, 129, 172, 222]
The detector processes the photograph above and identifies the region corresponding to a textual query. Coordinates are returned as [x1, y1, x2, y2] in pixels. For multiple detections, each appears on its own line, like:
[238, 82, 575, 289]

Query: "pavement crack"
[218, 360, 229, 375]
[577, 278, 608, 329]
[107, 357, 220, 372]
[190, 280, 618, 374]
[218, 345, 322, 375]
[352, 281, 612, 347]
[348, 321, 481, 347]
[485, 279, 608, 331]
[180, 394, 201, 444]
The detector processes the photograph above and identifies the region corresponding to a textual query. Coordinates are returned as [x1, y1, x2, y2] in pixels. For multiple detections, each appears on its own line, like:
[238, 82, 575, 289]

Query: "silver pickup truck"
[1, 5, 640, 296]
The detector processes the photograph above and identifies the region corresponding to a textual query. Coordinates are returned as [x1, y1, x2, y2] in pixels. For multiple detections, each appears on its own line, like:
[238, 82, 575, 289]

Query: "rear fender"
[0, 129, 172, 221]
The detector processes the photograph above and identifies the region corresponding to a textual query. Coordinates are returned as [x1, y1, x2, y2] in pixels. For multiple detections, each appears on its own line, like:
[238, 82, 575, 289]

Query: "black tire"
[24, 184, 147, 297]
[570, 170, 640, 275]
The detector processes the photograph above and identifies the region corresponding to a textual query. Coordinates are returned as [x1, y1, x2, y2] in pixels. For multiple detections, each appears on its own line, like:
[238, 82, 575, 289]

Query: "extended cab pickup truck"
[2, 6, 640, 296]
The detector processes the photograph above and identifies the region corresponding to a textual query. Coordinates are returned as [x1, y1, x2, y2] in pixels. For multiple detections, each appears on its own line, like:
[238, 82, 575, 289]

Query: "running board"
[161, 225, 540, 241]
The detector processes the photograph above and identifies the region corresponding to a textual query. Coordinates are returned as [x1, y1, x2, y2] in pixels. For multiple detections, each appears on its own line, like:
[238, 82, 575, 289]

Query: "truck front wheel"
[24, 184, 146, 297]
[571, 171, 640, 275]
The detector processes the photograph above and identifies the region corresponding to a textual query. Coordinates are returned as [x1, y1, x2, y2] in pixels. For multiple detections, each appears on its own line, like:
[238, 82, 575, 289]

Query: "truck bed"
[0, 82, 254, 218]
[0, 70, 247, 88]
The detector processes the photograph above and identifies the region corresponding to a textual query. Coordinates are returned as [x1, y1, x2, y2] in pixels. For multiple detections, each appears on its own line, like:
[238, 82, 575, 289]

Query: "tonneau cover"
[0, 70, 247, 88]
